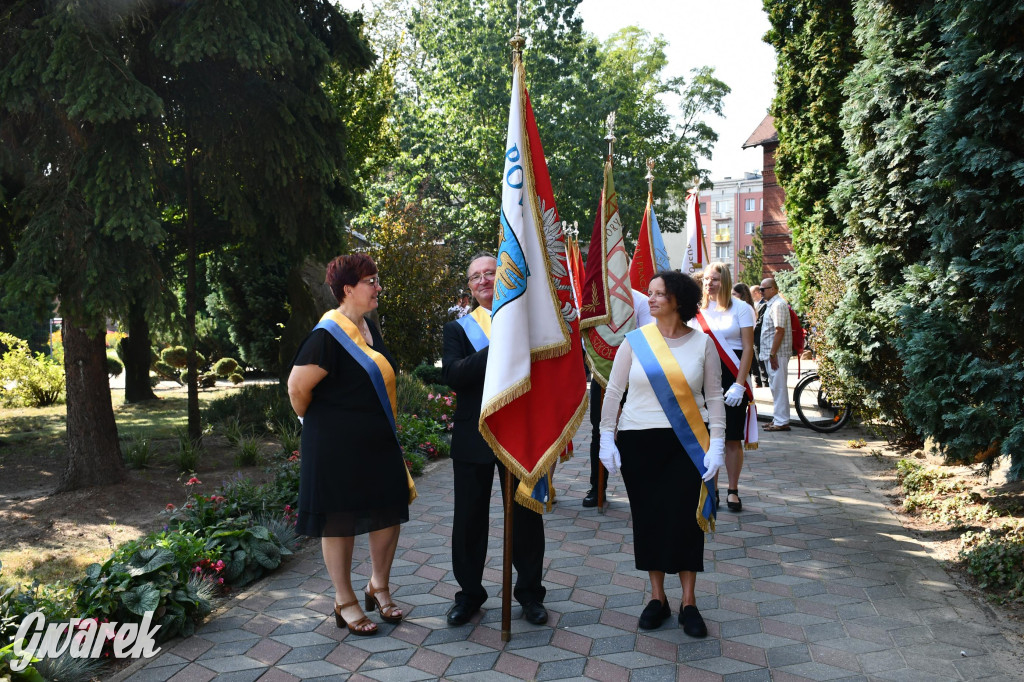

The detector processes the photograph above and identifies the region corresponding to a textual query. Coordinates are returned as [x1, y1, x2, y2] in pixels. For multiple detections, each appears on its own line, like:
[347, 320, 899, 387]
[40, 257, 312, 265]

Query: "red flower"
[186, 477, 202, 486]
[288, 454, 299, 462]
[165, 503, 176, 511]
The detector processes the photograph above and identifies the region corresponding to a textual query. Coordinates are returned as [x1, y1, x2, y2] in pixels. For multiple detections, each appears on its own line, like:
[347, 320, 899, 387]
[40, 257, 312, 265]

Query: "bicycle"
[793, 370, 852, 433]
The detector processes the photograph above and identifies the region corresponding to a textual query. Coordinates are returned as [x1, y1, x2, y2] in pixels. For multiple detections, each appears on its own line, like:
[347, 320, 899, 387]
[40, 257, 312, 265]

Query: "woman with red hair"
[287, 253, 415, 636]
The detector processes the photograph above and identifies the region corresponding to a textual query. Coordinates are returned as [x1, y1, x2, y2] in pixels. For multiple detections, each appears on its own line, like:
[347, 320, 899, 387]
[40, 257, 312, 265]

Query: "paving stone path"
[116, 414, 1022, 681]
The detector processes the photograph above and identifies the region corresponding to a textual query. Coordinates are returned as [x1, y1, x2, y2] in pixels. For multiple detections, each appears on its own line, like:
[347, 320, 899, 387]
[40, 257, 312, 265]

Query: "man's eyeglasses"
[468, 270, 496, 284]
[759, 285, 774, 292]
[360, 276, 380, 287]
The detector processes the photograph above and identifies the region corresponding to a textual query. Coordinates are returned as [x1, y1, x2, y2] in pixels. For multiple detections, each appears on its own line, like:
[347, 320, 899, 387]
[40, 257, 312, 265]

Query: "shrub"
[161, 346, 188, 368]
[959, 523, 1024, 601]
[397, 413, 450, 462]
[412, 363, 444, 386]
[74, 531, 220, 641]
[212, 357, 239, 377]
[121, 432, 152, 469]
[175, 427, 202, 473]
[235, 436, 261, 467]
[204, 384, 292, 435]
[229, 373, 244, 385]
[0, 333, 65, 407]
[222, 417, 243, 446]
[396, 373, 431, 416]
[404, 450, 426, 476]
[152, 360, 177, 381]
[201, 519, 292, 588]
[106, 355, 123, 378]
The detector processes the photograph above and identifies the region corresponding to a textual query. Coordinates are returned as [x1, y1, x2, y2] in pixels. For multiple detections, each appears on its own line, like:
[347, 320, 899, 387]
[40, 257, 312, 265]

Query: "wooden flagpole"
[501, 20, 526, 644]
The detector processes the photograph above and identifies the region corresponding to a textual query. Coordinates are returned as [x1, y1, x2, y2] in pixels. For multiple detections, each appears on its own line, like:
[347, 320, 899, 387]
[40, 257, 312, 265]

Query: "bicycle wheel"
[793, 373, 852, 433]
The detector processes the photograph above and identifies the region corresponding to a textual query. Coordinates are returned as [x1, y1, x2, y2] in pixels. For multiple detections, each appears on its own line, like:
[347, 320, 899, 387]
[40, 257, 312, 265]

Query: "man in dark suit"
[441, 252, 548, 627]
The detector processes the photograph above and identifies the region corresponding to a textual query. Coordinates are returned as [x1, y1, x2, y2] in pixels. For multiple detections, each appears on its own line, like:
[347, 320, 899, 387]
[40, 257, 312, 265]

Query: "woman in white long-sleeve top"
[599, 271, 726, 636]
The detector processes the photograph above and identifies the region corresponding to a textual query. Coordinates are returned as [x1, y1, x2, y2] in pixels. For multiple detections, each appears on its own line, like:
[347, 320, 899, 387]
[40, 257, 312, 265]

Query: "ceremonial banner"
[681, 189, 705, 275]
[650, 204, 671, 272]
[629, 191, 659, 293]
[579, 161, 635, 386]
[479, 54, 588, 509]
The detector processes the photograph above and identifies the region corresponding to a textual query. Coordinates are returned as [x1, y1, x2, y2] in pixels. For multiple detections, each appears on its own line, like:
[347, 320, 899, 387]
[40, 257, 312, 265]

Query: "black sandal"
[727, 489, 742, 512]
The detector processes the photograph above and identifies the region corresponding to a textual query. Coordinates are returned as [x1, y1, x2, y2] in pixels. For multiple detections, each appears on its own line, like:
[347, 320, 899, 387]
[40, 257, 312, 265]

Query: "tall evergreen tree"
[1, 0, 375, 482]
[902, 0, 1024, 478]
[825, 0, 941, 444]
[763, 0, 859, 305]
[0, 0, 165, 490]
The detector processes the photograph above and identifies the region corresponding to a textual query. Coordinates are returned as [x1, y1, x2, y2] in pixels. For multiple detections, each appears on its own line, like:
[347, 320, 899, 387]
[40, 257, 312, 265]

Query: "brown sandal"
[365, 581, 403, 623]
[334, 600, 377, 636]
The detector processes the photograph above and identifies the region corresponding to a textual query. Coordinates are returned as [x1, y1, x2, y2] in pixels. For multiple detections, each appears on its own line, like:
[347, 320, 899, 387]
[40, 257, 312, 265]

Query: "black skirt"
[719, 357, 750, 441]
[618, 428, 705, 573]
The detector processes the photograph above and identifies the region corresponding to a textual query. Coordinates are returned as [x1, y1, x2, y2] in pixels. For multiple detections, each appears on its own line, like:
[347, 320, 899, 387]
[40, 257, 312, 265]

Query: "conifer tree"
[825, 0, 941, 443]
[902, 0, 1024, 478]
[763, 0, 858, 305]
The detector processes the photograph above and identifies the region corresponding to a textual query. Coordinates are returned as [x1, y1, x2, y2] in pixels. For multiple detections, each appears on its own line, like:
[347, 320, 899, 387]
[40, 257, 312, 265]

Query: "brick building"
[742, 115, 793, 274]
[663, 173, 763, 280]
[696, 173, 763, 278]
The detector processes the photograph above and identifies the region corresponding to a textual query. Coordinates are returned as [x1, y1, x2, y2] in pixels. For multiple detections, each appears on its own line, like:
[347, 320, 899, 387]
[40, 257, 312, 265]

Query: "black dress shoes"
[521, 601, 548, 625]
[680, 605, 708, 638]
[446, 602, 479, 626]
[582, 489, 600, 507]
[638, 599, 671, 630]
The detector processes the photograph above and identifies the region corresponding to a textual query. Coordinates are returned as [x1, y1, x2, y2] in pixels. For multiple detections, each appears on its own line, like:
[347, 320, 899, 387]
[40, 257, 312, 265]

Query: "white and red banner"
[479, 54, 588, 499]
[682, 188, 705, 275]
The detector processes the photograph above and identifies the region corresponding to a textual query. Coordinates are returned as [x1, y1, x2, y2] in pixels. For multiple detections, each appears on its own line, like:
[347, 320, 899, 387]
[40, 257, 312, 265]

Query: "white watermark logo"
[10, 611, 162, 672]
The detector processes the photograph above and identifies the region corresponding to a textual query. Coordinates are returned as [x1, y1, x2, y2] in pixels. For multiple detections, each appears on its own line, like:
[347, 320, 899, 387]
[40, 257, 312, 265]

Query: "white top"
[631, 289, 653, 326]
[600, 327, 726, 439]
[690, 300, 754, 352]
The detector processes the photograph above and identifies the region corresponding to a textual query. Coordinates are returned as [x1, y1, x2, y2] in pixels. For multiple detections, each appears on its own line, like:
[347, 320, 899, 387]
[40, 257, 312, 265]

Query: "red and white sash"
[695, 311, 759, 450]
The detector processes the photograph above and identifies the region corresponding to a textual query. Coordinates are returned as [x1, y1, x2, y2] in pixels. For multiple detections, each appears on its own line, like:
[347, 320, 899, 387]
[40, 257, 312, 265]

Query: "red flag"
[479, 53, 588, 507]
[629, 191, 656, 292]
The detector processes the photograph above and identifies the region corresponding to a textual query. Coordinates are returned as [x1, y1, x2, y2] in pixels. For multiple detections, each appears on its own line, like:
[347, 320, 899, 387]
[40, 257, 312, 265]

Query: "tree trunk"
[184, 152, 202, 443]
[56, 320, 127, 492]
[123, 299, 157, 402]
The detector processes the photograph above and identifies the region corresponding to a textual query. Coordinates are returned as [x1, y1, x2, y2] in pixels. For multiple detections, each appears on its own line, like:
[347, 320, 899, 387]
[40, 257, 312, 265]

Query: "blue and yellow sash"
[314, 310, 417, 503]
[456, 306, 491, 351]
[627, 324, 715, 532]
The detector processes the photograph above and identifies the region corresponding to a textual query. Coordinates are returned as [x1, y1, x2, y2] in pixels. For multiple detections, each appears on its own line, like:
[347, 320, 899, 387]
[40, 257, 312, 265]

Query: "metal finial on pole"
[604, 111, 617, 159]
[510, 1, 525, 56]
[646, 158, 655, 193]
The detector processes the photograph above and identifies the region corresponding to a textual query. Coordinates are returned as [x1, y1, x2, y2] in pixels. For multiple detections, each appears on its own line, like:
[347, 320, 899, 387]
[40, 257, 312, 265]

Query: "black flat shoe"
[727, 488, 742, 512]
[522, 601, 548, 625]
[446, 602, 479, 626]
[638, 598, 671, 630]
[582, 489, 599, 507]
[680, 605, 708, 638]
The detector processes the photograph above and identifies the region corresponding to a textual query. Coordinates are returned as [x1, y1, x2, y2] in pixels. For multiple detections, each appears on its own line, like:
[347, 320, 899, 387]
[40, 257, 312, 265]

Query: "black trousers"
[588, 379, 604, 492]
[452, 458, 546, 608]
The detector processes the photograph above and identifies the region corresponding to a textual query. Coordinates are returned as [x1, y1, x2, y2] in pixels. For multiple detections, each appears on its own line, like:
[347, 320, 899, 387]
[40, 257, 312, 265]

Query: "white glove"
[599, 432, 621, 475]
[702, 438, 725, 481]
[298, 416, 304, 425]
[723, 383, 746, 407]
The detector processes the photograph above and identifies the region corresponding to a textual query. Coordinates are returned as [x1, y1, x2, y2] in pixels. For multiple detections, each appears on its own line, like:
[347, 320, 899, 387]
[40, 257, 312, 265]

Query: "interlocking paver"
[116, 409, 1022, 682]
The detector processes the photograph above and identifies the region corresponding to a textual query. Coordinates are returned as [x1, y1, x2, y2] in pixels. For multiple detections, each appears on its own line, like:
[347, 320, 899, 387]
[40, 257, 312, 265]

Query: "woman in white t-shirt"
[693, 263, 755, 512]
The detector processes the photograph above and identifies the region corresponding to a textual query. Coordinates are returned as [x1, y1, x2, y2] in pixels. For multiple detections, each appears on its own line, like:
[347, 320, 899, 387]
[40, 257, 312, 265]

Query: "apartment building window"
[715, 244, 732, 259]
[745, 222, 756, 235]
[745, 198, 756, 211]
[743, 245, 754, 256]
[760, 198, 764, 210]
[699, 202, 707, 213]
[715, 199, 732, 214]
